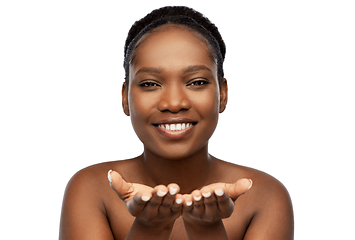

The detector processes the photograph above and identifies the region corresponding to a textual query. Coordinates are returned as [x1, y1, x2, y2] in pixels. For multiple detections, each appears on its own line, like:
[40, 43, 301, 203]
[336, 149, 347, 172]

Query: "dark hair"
[123, 6, 226, 85]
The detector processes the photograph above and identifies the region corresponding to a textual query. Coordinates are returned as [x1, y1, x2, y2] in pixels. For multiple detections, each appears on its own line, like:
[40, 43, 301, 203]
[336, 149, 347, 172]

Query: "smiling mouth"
[156, 123, 194, 131]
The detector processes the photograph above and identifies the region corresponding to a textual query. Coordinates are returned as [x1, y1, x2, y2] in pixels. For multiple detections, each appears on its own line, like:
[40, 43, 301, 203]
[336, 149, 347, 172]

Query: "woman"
[60, 6, 294, 240]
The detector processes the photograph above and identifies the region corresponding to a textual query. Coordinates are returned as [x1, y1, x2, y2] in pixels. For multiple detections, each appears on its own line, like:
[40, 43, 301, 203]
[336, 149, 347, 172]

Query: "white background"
[1, 0, 354, 239]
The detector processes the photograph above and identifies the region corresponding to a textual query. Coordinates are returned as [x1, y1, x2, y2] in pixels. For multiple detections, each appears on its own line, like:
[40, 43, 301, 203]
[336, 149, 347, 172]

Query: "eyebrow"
[134, 65, 212, 76]
[182, 65, 212, 74]
[134, 67, 163, 76]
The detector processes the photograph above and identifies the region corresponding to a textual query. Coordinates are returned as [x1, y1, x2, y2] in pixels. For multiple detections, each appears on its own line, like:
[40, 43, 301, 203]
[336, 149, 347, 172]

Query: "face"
[122, 25, 227, 160]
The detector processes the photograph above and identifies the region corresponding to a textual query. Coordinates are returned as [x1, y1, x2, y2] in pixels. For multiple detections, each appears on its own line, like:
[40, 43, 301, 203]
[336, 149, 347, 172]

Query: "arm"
[60, 169, 183, 240]
[59, 170, 114, 240]
[243, 179, 294, 240]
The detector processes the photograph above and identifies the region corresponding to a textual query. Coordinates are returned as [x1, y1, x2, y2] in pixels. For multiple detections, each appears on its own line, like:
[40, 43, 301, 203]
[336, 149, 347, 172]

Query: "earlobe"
[122, 82, 130, 116]
[219, 78, 228, 113]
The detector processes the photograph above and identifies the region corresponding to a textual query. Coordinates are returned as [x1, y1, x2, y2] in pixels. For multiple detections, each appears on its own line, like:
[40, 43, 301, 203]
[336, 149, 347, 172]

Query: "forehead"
[130, 25, 217, 76]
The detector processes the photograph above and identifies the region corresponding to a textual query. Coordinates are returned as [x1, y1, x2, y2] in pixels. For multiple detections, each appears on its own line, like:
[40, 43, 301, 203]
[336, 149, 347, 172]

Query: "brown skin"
[59, 25, 294, 239]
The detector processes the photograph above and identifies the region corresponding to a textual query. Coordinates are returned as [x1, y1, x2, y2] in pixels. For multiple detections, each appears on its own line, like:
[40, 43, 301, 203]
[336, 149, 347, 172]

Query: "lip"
[152, 117, 197, 125]
[152, 118, 197, 140]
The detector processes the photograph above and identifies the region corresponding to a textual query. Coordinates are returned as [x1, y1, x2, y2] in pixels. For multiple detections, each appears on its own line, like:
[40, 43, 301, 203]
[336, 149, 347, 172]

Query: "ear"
[122, 82, 130, 116]
[219, 78, 228, 113]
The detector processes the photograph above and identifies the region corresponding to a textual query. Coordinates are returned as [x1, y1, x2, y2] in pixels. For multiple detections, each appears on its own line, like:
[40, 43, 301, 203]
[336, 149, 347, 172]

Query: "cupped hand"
[108, 170, 183, 226]
[182, 178, 253, 224]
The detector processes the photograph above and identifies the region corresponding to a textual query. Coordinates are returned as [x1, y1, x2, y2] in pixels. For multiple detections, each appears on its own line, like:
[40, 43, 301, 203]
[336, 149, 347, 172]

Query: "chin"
[146, 142, 208, 161]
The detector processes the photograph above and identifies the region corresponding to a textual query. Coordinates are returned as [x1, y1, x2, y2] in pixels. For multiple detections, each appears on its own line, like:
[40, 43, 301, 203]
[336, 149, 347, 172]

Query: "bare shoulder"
[66, 162, 111, 188]
[216, 159, 292, 204]
[239, 164, 291, 203]
[60, 159, 137, 240]
[243, 165, 294, 239]
[64, 158, 139, 193]
[216, 159, 294, 239]
[61, 158, 140, 215]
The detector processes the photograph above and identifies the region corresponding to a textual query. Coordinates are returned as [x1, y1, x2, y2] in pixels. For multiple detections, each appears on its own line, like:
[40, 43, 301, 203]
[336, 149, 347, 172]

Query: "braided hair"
[123, 6, 226, 85]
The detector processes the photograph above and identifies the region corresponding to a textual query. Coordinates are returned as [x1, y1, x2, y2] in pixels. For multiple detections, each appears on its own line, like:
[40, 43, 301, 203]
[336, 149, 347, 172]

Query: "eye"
[187, 79, 210, 87]
[139, 81, 161, 88]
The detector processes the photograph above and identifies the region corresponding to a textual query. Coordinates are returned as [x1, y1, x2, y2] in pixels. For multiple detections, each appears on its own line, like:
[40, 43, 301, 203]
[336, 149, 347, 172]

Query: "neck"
[139, 144, 213, 194]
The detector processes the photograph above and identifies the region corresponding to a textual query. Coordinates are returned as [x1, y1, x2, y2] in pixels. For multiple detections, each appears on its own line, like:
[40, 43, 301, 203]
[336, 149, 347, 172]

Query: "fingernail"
[202, 192, 211, 198]
[193, 195, 202, 201]
[107, 170, 112, 183]
[141, 195, 151, 202]
[186, 201, 192, 206]
[157, 190, 167, 197]
[175, 198, 183, 204]
[215, 189, 224, 196]
[247, 179, 253, 190]
[169, 187, 178, 195]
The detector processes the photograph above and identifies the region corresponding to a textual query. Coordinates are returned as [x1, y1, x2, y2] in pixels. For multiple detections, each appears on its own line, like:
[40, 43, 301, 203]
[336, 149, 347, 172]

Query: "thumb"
[108, 170, 134, 201]
[225, 178, 253, 201]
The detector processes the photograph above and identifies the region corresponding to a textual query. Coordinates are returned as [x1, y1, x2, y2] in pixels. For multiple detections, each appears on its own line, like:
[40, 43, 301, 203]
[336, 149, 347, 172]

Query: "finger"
[201, 188, 213, 200]
[201, 187, 216, 206]
[159, 184, 180, 216]
[163, 183, 180, 205]
[171, 194, 184, 213]
[108, 170, 134, 201]
[182, 194, 193, 213]
[144, 185, 168, 214]
[214, 187, 234, 218]
[126, 191, 152, 216]
[225, 178, 253, 201]
[201, 187, 218, 220]
[191, 190, 204, 217]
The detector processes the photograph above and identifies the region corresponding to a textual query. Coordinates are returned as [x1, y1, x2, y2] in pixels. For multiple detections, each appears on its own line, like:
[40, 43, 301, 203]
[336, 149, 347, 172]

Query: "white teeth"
[157, 123, 193, 131]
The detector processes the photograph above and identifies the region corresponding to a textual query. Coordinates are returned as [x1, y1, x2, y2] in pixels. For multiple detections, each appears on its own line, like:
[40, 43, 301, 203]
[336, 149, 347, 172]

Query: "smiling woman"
[124, 26, 223, 161]
[59, 6, 293, 240]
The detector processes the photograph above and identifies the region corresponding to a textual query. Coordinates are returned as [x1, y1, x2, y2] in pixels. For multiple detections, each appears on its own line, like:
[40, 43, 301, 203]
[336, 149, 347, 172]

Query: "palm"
[181, 179, 252, 224]
[108, 170, 252, 224]
[109, 170, 182, 226]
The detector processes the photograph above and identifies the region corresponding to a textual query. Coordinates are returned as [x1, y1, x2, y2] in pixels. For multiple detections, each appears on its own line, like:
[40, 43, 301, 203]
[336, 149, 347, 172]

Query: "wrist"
[135, 217, 175, 231]
[183, 219, 229, 240]
[126, 218, 174, 240]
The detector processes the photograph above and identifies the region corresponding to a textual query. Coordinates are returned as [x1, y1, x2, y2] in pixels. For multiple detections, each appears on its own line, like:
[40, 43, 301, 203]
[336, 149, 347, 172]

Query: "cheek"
[191, 88, 220, 132]
[127, 90, 153, 130]
[193, 88, 220, 116]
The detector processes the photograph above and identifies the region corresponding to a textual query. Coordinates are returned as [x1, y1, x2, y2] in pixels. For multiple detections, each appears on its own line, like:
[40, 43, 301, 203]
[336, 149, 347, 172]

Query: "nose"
[158, 84, 191, 113]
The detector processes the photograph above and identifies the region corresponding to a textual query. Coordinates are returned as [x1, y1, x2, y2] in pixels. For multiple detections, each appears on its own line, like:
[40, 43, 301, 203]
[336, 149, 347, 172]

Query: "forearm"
[124, 218, 173, 240]
[183, 220, 229, 240]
